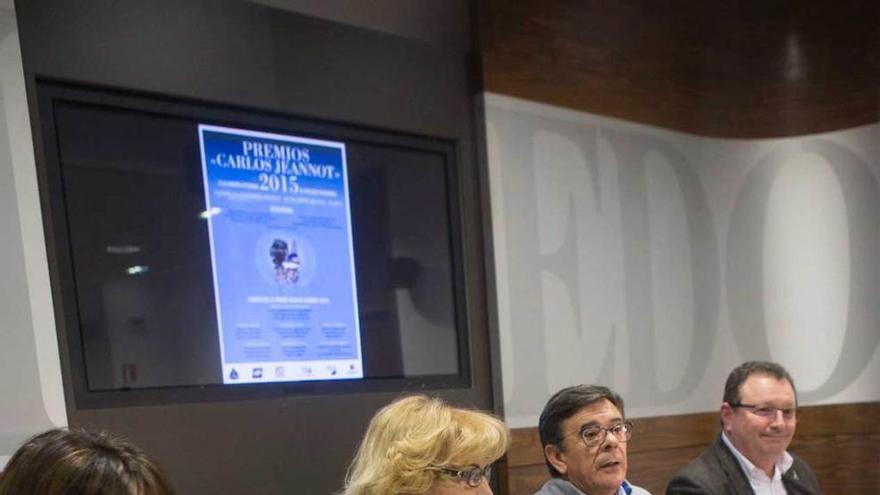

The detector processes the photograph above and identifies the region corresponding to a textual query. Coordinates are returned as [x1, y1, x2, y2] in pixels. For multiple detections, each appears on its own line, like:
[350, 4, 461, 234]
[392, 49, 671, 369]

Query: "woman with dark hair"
[0, 428, 176, 495]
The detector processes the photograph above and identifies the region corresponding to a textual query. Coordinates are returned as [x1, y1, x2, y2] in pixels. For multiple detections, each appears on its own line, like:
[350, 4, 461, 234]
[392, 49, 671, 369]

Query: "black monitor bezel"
[36, 80, 472, 409]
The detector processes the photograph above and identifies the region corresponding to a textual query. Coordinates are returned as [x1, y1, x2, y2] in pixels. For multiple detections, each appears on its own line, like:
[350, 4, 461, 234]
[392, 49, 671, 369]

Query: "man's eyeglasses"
[429, 464, 491, 488]
[731, 403, 796, 420]
[568, 422, 633, 447]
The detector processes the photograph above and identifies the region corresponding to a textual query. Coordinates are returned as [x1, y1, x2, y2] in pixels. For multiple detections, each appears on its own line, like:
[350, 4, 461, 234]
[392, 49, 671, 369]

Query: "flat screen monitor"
[36, 82, 469, 407]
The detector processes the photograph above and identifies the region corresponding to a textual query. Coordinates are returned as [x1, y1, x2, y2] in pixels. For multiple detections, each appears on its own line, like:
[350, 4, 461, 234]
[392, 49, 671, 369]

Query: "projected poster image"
[198, 124, 363, 384]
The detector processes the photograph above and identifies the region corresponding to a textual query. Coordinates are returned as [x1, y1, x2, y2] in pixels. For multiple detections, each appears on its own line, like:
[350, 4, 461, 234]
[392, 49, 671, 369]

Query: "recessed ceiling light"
[126, 265, 150, 275]
[199, 207, 222, 219]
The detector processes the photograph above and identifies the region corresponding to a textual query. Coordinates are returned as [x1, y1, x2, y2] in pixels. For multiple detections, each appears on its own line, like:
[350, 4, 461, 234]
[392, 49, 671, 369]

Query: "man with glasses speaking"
[534, 385, 651, 495]
[666, 361, 821, 494]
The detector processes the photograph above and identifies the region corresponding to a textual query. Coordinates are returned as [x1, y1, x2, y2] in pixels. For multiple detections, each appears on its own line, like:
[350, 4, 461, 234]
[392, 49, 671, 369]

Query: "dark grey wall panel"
[15, 1, 492, 494]
[18, 1, 472, 137]
[249, 0, 471, 49]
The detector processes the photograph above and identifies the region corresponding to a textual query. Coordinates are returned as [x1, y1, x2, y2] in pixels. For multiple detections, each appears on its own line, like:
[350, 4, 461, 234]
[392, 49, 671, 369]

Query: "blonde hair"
[341, 395, 510, 495]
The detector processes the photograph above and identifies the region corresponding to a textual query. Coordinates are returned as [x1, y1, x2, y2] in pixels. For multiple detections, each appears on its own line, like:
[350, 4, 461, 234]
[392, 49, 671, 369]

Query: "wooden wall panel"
[790, 435, 880, 493]
[503, 402, 880, 495]
[475, 0, 880, 138]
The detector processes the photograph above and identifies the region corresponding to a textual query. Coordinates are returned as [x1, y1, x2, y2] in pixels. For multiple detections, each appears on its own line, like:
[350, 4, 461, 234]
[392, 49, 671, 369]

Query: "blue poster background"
[198, 124, 362, 383]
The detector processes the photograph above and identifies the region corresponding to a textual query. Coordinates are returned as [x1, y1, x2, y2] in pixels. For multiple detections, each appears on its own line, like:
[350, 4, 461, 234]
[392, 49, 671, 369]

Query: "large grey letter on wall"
[603, 129, 720, 406]
[728, 140, 880, 402]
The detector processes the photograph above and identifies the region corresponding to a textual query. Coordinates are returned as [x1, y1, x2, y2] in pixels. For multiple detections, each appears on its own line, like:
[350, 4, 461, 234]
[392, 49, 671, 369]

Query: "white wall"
[484, 93, 880, 427]
[0, 5, 66, 467]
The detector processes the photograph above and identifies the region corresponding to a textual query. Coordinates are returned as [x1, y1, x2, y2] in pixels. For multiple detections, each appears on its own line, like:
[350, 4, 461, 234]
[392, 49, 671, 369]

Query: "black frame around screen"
[36, 80, 471, 409]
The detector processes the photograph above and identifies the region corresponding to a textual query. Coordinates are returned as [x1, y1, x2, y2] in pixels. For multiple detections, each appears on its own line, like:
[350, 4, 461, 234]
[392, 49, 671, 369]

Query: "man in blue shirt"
[534, 385, 651, 495]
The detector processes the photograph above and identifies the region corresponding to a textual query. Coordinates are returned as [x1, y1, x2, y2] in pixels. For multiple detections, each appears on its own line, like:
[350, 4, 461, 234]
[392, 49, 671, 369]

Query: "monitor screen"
[38, 83, 468, 406]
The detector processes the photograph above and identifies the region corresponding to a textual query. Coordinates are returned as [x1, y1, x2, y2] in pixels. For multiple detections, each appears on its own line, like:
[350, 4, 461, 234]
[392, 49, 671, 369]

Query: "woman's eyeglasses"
[429, 464, 492, 488]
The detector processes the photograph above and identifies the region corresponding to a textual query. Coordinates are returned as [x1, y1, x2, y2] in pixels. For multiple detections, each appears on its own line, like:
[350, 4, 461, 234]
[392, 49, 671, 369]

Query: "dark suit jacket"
[665, 434, 821, 495]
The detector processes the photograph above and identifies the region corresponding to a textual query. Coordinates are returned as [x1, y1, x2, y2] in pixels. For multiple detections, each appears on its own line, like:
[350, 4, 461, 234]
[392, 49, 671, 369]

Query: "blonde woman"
[341, 395, 510, 495]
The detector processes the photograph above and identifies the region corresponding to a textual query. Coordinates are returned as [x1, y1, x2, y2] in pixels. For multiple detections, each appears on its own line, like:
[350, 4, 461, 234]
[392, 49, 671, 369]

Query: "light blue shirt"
[533, 477, 652, 495]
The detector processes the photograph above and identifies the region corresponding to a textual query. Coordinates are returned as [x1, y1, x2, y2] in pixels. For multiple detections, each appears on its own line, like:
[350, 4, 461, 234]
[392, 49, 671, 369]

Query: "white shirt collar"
[721, 430, 794, 482]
